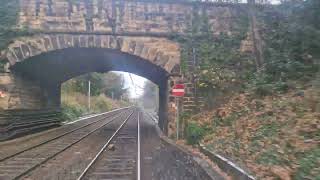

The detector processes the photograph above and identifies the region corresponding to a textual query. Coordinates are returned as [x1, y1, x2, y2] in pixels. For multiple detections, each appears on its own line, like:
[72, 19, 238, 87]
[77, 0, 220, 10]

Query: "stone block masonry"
[18, 0, 241, 36]
[0, 73, 46, 110]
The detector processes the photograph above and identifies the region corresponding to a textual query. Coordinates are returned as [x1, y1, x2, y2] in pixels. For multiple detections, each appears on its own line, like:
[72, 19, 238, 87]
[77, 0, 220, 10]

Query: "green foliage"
[197, 65, 236, 90]
[0, 0, 18, 49]
[240, 0, 320, 98]
[171, 6, 252, 106]
[0, 0, 29, 51]
[179, 45, 189, 73]
[61, 72, 130, 120]
[64, 72, 127, 99]
[194, 32, 252, 93]
[61, 103, 86, 122]
[180, 112, 192, 121]
[248, 0, 320, 95]
[74, 73, 104, 96]
[186, 122, 206, 145]
[256, 147, 288, 165]
[294, 148, 320, 180]
[247, 73, 284, 97]
[252, 122, 280, 141]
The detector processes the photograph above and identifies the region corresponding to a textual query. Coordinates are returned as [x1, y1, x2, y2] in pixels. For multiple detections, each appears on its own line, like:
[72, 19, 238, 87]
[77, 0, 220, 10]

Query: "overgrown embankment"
[61, 72, 130, 122]
[180, 1, 320, 179]
[187, 85, 319, 179]
[61, 92, 129, 121]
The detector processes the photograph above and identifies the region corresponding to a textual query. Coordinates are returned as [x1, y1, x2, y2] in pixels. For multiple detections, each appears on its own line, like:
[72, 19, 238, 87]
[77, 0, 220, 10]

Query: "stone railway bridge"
[0, 0, 254, 137]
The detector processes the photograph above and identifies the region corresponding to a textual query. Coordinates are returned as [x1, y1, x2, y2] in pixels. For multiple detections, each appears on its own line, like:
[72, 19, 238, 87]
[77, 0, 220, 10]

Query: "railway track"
[0, 107, 129, 162]
[0, 108, 133, 180]
[77, 110, 141, 180]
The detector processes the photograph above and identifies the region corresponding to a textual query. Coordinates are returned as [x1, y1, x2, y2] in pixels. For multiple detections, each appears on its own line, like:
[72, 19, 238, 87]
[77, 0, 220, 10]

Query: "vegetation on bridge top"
[0, 0, 19, 50]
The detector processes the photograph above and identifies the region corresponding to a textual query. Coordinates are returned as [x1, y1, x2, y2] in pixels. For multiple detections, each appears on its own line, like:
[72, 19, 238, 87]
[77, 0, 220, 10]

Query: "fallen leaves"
[270, 166, 292, 180]
[187, 87, 320, 179]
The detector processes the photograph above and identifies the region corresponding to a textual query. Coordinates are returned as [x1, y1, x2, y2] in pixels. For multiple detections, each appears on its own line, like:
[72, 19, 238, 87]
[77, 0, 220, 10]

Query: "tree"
[74, 73, 104, 96]
[102, 72, 127, 100]
[66, 72, 127, 99]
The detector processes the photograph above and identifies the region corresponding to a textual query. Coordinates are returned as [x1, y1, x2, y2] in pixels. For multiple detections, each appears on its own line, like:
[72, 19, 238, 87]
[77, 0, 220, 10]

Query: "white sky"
[113, 71, 147, 98]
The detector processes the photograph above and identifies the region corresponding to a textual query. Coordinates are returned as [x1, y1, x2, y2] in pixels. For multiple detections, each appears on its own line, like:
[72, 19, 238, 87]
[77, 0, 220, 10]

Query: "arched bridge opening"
[2, 35, 181, 133]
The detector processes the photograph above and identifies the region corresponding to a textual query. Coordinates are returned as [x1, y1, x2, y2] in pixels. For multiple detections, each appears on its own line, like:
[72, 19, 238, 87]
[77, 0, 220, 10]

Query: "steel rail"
[0, 107, 129, 162]
[12, 110, 131, 180]
[137, 111, 141, 180]
[76, 110, 135, 180]
[65, 106, 132, 125]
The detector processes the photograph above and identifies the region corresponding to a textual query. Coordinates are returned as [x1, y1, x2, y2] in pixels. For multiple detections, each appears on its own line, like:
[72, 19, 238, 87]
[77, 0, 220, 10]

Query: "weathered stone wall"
[19, 0, 242, 36]
[0, 73, 46, 109]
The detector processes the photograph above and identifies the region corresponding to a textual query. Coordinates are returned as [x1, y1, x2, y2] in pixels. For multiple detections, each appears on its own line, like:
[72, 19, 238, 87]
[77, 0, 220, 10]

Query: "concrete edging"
[199, 144, 256, 180]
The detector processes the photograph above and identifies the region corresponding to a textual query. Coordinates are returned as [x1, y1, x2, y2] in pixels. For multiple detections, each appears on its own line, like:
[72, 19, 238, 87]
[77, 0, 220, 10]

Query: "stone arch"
[3, 34, 180, 74]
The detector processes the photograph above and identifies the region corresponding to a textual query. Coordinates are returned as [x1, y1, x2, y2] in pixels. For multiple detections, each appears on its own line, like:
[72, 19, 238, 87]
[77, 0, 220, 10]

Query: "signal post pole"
[172, 84, 185, 140]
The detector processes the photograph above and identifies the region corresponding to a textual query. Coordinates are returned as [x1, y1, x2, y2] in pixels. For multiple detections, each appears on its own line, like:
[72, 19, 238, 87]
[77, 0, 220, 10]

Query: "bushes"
[61, 103, 86, 122]
[251, 82, 288, 97]
[186, 122, 206, 145]
[61, 72, 130, 122]
[247, 72, 292, 97]
[61, 92, 117, 122]
[91, 95, 112, 113]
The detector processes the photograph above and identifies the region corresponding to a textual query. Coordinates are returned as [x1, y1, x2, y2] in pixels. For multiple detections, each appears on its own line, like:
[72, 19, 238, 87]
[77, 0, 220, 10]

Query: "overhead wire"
[128, 73, 140, 96]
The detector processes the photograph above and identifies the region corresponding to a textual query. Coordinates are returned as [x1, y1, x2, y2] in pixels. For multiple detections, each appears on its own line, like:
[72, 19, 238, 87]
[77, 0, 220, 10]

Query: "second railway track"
[0, 108, 133, 180]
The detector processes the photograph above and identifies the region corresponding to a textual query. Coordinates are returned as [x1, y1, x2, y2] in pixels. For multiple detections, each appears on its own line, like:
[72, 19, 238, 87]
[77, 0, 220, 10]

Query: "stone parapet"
[18, 0, 243, 36]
